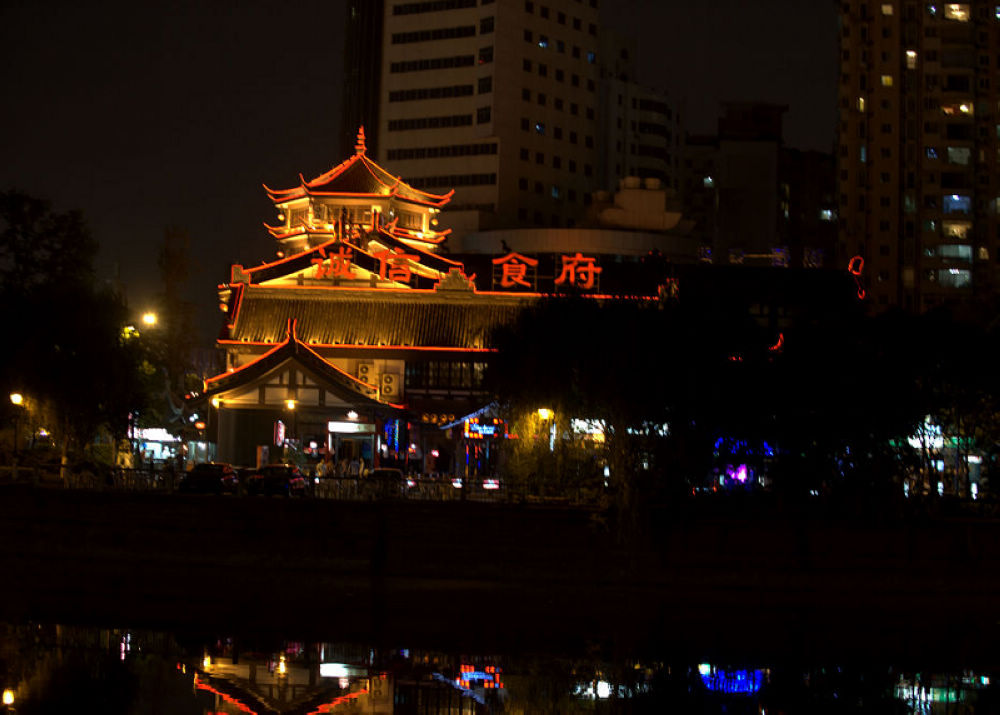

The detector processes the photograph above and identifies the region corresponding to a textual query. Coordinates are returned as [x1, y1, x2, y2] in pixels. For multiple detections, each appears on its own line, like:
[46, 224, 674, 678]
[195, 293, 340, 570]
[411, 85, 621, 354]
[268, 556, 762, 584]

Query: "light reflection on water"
[0, 623, 996, 713]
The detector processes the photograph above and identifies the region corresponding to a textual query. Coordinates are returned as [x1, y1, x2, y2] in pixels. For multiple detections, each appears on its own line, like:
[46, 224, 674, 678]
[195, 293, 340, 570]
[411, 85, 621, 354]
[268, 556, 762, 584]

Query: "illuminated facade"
[206, 132, 536, 469]
[837, 1, 1000, 310]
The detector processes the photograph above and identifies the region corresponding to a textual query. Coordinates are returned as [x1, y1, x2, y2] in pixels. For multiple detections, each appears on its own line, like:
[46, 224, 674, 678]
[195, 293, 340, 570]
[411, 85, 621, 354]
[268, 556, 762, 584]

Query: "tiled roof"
[264, 152, 452, 207]
[205, 325, 400, 410]
[226, 288, 530, 349]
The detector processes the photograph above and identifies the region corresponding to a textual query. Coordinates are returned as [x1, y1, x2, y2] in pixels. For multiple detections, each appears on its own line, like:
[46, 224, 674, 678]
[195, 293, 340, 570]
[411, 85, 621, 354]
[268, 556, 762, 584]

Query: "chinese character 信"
[374, 248, 418, 284]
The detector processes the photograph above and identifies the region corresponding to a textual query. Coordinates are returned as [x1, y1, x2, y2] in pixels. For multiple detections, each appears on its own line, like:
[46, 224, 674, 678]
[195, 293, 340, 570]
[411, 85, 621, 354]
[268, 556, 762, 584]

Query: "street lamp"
[9, 393, 23, 481]
[2, 687, 14, 705]
[141, 311, 158, 327]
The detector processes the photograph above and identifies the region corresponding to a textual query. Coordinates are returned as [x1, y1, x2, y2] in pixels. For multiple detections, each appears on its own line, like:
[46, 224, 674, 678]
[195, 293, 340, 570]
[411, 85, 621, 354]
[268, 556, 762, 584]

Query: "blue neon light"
[700, 668, 763, 695]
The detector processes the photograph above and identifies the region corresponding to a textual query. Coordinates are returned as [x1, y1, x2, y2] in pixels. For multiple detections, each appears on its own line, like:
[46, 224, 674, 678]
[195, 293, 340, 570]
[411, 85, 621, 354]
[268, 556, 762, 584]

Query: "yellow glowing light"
[347, 410, 359, 420]
[141, 311, 158, 326]
[537, 408, 553, 420]
[211, 397, 220, 408]
[203, 655, 211, 669]
[278, 655, 287, 675]
[194, 421, 206, 430]
[9, 393, 23, 406]
[286, 399, 296, 410]
[2, 689, 13, 706]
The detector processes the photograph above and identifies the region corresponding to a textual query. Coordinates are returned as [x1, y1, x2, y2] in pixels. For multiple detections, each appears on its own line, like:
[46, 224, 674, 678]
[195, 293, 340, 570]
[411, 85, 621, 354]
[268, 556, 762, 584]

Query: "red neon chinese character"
[491, 252, 538, 288]
[374, 248, 418, 283]
[311, 247, 329, 278]
[311, 245, 355, 279]
[327, 245, 354, 278]
[554, 253, 602, 290]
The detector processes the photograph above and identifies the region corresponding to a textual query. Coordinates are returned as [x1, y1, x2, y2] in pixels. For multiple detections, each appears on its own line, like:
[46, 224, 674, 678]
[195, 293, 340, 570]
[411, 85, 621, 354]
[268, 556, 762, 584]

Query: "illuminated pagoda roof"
[220, 282, 529, 352]
[205, 319, 403, 409]
[229, 229, 465, 290]
[263, 127, 453, 208]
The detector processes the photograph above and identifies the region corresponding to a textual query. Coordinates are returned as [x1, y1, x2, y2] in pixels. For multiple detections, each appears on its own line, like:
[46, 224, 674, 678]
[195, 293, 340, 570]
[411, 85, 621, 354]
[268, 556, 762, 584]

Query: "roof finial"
[355, 126, 366, 155]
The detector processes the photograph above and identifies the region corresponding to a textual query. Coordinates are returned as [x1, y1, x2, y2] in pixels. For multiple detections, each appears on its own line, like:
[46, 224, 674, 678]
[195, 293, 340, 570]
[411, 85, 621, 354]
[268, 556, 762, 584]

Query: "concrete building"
[837, 0, 1000, 310]
[367, 0, 680, 241]
[682, 103, 837, 269]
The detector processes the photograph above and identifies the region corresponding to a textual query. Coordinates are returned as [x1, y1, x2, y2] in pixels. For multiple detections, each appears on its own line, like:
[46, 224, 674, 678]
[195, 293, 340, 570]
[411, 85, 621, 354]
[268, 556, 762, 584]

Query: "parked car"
[178, 462, 238, 495]
[247, 464, 309, 497]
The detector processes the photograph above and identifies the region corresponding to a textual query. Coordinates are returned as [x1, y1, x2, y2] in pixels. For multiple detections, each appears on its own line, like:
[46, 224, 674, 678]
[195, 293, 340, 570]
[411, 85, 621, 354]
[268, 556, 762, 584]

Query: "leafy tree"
[0, 191, 152, 468]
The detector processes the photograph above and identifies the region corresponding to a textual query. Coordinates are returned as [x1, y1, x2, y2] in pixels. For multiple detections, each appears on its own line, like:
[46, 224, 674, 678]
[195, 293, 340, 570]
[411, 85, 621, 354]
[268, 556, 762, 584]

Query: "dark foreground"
[1, 485, 999, 668]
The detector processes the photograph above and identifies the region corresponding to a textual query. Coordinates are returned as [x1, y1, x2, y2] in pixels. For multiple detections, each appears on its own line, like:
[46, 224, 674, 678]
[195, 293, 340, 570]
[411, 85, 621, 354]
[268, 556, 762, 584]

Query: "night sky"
[0, 0, 836, 341]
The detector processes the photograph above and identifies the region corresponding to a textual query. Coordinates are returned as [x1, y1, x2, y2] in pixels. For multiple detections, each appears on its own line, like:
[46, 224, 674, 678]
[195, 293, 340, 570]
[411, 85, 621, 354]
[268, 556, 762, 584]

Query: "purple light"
[725, 464, 749, 483]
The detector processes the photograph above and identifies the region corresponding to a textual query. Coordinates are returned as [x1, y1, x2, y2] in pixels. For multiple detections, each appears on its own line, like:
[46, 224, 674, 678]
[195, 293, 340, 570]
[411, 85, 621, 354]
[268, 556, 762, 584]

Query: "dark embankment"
[1, 485, 999, 666]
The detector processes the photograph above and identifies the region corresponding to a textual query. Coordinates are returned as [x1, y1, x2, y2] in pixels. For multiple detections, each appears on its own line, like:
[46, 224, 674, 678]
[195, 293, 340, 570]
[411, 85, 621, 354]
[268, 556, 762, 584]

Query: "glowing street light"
[3, 688, 14, 705]
[285, 399, 296, 410]
[537, 407, 553, 420]
[9, 392, 23, 406]
[141, 311, 158, 326]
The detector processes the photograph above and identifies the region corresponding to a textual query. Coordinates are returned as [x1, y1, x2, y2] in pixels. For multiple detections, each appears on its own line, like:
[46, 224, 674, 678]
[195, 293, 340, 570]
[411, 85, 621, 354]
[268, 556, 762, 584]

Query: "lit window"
[928, 4, 937, 15]
[882, 3, 894, 14]
[906, 50, 918, 69]
[937, 268, 971, 287]
[860, 146, 867, 163]
[996, 6, 1000, 20]
[946, 146, 971, 164]
[926, 147, 938, 159]
[938, 244, 972, 260]
[538, 35, 549, 49]
[858, 96, 866, 111]
[535, 122, 545, 135]
[703, 176, 714, 188]
[820, 209, 836, 222]
[944, 3, 970, 21]
[551, 185, 560, 199]
[586, 51, 596, 64]
[881, 74, 893, 86]
[942, 220, 971, 238]
[942, 194, 971, 213]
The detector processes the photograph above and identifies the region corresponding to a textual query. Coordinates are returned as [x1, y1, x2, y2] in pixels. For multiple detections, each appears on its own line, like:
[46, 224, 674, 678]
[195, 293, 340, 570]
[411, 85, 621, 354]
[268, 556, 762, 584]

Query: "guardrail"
[0, 465, 605, 506]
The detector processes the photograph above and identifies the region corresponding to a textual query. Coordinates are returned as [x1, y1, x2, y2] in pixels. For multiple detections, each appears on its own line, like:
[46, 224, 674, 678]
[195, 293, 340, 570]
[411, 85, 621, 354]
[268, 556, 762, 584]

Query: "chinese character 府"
[554, 253, 602, 290]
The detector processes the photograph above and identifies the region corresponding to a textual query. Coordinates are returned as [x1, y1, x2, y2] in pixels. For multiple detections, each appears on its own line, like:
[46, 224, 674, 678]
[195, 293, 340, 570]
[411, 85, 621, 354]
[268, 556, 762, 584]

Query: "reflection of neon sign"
[698, 666, 764, 695]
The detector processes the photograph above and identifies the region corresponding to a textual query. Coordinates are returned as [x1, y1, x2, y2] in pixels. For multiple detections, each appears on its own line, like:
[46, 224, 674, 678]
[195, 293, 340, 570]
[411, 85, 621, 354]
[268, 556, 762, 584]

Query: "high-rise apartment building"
[837, 1, 1000, 311]
[362, 0, 680, 240]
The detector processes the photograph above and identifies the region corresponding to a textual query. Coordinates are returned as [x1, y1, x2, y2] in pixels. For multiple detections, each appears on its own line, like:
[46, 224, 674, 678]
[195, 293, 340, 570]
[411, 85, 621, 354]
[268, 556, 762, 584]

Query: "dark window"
[480, 16, 494, 33]
[478, 76, 492, 93]
[477, 106, 491, 123]
[479, 46, 494, 63]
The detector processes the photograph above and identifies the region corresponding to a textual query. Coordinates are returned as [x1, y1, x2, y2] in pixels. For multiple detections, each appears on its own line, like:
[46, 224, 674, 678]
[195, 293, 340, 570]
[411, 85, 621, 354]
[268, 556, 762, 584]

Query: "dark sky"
[0, 0, 836, 341]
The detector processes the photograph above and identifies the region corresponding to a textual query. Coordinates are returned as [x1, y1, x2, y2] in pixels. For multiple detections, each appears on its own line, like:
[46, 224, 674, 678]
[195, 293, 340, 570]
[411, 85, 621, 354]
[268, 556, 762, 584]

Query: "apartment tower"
[838, 1, 1000, 310]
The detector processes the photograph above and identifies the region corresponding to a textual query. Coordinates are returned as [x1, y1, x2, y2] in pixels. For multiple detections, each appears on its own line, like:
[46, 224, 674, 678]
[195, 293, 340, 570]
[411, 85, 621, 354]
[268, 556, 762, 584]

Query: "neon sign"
[848, 255, 865, 299]
[555, 252, 602, 290]
[311, 244, 355, 279]
[374, 247, 419, 283]
[464, 417, 508, 439]
[492, 252, 538, 288]
[698, 665, 764, 695]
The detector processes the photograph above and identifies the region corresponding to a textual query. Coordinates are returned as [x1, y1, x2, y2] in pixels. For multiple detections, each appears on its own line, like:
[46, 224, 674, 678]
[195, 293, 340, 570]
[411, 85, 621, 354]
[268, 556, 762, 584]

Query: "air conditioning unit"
[357, 362, 375, 384]
[381, 373, 400, 398]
